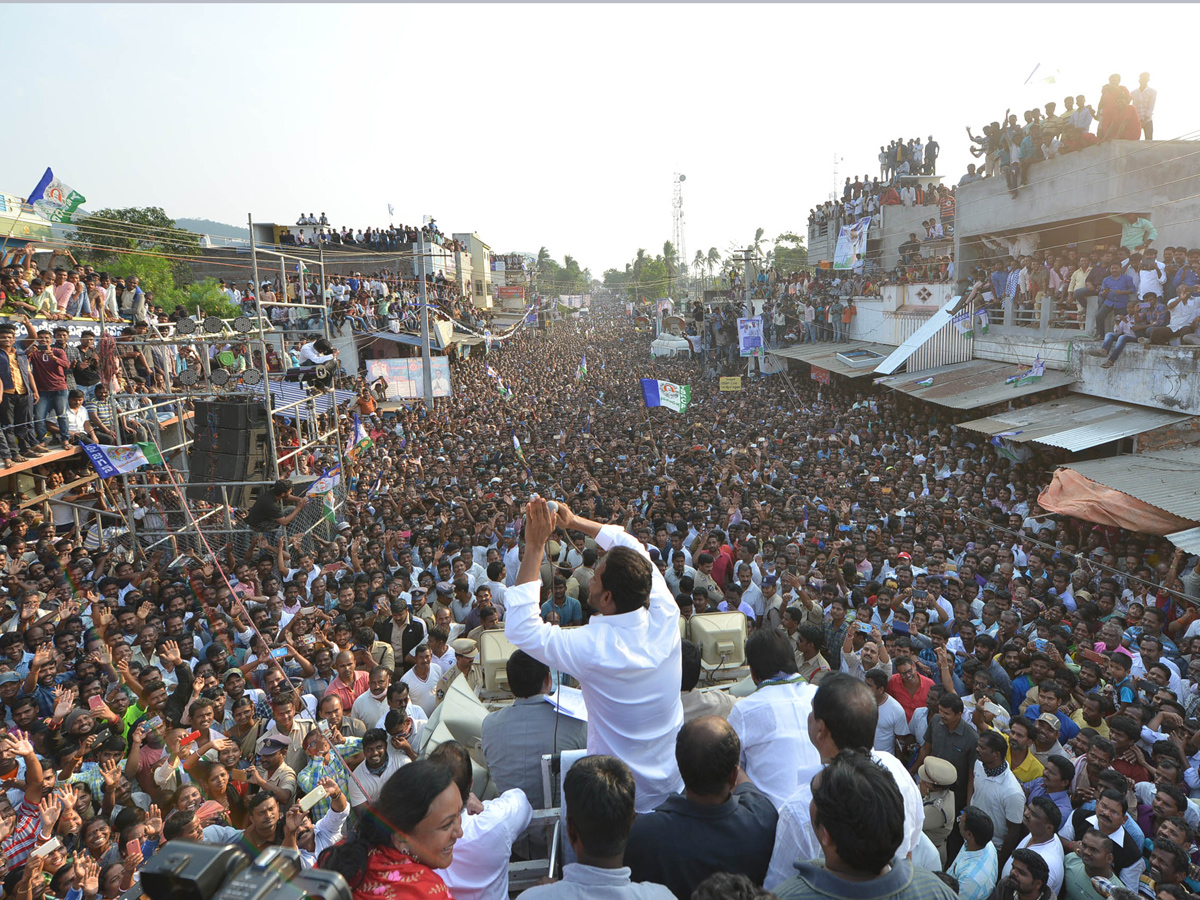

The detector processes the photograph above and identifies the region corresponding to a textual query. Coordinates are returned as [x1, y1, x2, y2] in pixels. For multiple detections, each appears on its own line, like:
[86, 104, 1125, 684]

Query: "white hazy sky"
[9, 4, 1194, 274]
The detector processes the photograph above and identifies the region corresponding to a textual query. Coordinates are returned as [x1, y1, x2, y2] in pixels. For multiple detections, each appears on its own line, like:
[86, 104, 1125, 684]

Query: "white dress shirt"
[441, 789, 533, 900]
[727, 678, 822, 810]
[505, 524, 685, 813]
[763, 748, 924, 890]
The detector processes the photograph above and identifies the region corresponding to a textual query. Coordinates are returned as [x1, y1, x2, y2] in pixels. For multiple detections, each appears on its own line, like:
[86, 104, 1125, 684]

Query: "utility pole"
[418, 230, 433, 404]
[743, 246, 754, 380]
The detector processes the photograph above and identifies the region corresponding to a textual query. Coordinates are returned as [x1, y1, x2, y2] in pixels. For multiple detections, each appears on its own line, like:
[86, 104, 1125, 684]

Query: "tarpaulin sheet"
[1038, 467, 1199, 534]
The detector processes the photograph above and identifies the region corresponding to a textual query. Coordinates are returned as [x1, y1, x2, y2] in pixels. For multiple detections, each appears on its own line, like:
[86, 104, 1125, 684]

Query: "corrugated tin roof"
[767, 340, 899, 379]
[958, 395, 1193, 452]
[874, 359, 1074, 410]
[1166, 527, 1200, 555]
[1065, 448, 1200, 523]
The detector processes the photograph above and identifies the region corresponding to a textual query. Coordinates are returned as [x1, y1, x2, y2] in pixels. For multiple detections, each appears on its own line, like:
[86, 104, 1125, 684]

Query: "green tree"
[101, 253, 238, 318]
[774, 231, 810, 273]
[67, 206, 200, 258]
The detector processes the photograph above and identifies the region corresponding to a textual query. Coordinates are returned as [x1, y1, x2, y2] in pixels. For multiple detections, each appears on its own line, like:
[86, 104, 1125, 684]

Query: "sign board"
[719, 376, 743, 392]
[367, 357, 453, 400]
[811, 366, 831, 385]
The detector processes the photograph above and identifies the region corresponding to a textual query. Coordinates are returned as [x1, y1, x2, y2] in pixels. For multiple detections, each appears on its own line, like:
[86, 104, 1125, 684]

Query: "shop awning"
[875, 359, 1074, 410]
[957, 395, 1194, 452]
[369, 332, 425, 348]
[1061, 448, 1200, 526]
[767, 340, 898, 379]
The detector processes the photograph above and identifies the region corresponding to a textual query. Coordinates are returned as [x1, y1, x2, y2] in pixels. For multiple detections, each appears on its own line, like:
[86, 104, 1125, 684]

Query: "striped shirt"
[2, 799, 42, 867]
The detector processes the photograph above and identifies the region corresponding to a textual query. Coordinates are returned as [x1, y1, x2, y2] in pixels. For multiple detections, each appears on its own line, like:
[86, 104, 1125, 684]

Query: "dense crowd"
[0, 287, 1192, 900]
[962, 73, 1159, 199]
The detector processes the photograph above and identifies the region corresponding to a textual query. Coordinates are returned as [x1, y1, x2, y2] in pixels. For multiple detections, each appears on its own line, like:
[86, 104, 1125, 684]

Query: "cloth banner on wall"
[833, 216, 871, 270]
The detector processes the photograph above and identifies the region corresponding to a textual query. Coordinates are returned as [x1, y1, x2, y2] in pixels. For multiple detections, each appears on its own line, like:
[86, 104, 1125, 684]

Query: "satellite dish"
[679, 174, 686, 182]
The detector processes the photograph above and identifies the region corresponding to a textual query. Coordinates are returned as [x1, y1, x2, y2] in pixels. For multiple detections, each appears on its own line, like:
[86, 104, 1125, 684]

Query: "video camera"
[137, 842, 350, 900]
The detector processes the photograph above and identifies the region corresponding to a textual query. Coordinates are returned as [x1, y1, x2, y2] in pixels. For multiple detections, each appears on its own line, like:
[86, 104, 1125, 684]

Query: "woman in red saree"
[320, 760, 464, 899]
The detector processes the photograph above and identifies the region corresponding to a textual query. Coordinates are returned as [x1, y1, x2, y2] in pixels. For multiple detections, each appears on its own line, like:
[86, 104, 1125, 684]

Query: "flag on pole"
[307, 466, 341, 524]
[512, 433, 527, 465]
[914, 376, 935, 387]
[640, 379, 692, 413]
[82, 442, 163, 479]
[387, 203, 394, 217]
[27, 168, 86, 223]
[306, 466, 341, 496]
[576, 355, 587, 382]
[976, 308, 990, 334]
[344, 414, 373, 459]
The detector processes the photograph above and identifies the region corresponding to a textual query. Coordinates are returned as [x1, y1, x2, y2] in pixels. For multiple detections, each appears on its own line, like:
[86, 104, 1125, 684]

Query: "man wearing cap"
[435, 639, 482, 703]
[919, 757, 958, 864]
[247, 732, 298, 806]
[1031, 712, 1066, 764]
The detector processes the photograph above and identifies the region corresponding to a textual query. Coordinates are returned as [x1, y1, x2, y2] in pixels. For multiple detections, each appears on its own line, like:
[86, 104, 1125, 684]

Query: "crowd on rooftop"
[279, 217, 464, 253]
[960, 73, 1160, 199]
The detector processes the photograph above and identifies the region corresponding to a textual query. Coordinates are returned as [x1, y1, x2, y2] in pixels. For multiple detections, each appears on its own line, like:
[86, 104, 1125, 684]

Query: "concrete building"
[790, 137, 1200, 466]
[452, 232, 493, 309]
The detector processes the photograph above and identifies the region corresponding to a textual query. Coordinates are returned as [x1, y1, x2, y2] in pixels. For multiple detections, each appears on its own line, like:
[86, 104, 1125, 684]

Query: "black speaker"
[186, 401, 269, 501]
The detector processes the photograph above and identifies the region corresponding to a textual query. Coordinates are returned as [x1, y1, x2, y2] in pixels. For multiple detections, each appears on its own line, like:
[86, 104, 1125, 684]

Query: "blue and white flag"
[27, 167, 86, 223]
[641, 379, 691, 413]
[83, 442, 162, 479]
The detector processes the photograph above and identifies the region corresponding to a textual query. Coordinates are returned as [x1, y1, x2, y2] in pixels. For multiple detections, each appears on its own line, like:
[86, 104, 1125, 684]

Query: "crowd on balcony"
[962, 73, 1159, 199]
[278, 217, 464, 253]
[967, 231, 1200, 339]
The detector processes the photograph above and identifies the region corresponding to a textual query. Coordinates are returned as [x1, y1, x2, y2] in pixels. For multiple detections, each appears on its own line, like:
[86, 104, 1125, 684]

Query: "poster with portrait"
[737, 316, 763, 357]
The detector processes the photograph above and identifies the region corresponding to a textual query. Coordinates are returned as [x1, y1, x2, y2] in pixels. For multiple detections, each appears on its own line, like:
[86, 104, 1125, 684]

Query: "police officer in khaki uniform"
[919, 756, 958, 864]
[435, 638, 483, 703]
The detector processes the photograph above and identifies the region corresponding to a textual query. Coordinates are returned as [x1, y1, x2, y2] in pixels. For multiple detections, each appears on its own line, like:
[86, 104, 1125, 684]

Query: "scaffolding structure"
[95, 218, 352, 564]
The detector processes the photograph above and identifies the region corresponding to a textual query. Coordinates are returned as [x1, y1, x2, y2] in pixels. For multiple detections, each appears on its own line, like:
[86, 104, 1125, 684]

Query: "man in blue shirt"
[1098, 262, 1137, 337]
[540, 576, 583, 626]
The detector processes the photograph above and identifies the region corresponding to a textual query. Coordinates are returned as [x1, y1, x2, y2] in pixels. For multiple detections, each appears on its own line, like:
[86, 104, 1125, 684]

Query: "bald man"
[624, 715, 778, 897]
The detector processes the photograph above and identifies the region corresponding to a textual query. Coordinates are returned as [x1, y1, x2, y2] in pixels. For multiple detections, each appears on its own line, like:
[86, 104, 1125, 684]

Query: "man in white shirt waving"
[505, 497, 684, 813]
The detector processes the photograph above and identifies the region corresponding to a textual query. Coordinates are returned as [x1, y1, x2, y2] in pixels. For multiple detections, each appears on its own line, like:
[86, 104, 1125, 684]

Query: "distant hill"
[176, 218, 250, 241]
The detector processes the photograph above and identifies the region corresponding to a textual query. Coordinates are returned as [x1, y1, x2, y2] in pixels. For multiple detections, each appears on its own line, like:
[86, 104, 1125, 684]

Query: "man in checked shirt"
[0, 729, 46, 867]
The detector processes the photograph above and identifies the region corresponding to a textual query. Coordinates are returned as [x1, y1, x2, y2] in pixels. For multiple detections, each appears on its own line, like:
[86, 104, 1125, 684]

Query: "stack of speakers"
[185, 400, 269, 502]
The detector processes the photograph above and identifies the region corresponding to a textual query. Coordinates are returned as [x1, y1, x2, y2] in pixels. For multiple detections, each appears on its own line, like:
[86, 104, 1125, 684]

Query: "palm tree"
[534, 246, 550, 293]
[693, 249, 705, 288]
[707, 247, 721, 284]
